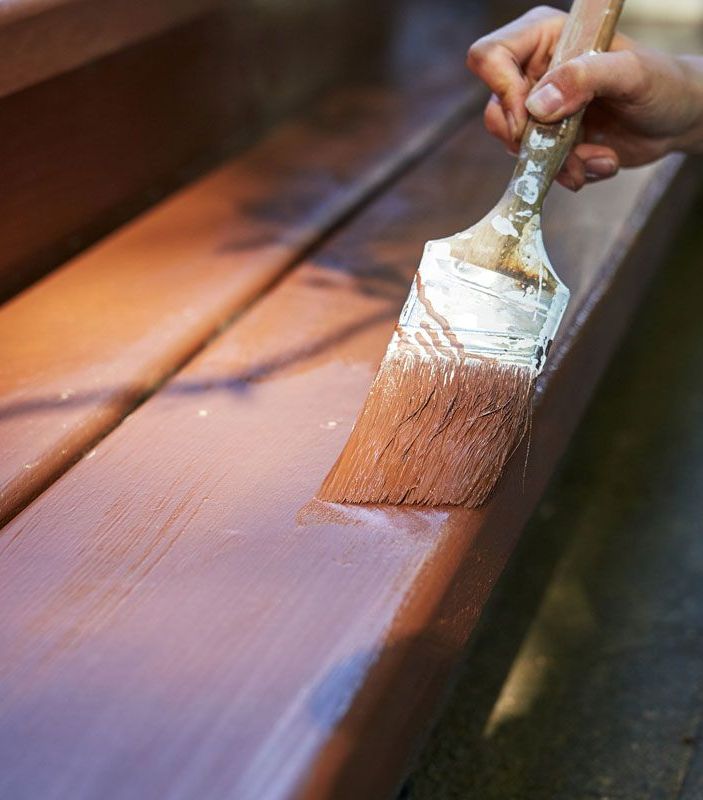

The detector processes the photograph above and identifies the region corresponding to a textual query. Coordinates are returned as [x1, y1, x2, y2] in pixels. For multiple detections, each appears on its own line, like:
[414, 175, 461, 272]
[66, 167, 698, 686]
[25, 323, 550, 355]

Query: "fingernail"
[584, 157, 617, 179]
[506, 110, 518, 141]
[526, 83, 564, 118]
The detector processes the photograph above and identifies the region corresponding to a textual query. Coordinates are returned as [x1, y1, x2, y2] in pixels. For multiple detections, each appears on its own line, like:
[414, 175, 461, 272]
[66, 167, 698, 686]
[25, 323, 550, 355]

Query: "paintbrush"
[318, 0, 625, 507]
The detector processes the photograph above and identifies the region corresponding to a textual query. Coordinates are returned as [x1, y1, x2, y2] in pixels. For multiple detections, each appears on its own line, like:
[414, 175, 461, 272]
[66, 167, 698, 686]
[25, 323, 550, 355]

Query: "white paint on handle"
[491, 214, 519, 237]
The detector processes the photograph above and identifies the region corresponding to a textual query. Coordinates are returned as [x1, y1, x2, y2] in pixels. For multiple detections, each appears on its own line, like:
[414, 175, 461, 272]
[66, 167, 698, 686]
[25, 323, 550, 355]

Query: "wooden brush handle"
[508, 0, 625, 209]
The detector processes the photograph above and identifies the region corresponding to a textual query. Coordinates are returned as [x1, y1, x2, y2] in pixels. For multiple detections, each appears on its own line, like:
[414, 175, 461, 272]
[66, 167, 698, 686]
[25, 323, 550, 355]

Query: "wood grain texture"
[0, 0, 488, 525]
[0, 114, 697, 799]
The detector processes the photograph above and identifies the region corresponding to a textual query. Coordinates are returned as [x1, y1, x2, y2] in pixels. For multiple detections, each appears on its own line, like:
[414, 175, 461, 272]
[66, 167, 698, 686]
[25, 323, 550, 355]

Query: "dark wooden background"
[0, 0, 547, 303]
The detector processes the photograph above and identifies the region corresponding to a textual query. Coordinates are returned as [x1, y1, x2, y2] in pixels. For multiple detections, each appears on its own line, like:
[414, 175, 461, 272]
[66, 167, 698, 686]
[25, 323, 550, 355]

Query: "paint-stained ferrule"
[391, 233, 570, 373]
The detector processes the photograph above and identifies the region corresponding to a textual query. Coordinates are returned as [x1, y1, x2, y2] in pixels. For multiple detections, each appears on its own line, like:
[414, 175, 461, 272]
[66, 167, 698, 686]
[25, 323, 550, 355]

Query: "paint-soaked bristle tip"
[318, 350, 535, 507]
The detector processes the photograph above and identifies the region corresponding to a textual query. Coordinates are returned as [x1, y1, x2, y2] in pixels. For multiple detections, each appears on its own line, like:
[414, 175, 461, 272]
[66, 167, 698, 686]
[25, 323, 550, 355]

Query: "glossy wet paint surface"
[405, 193, 703, 800]
[0, 0, 486, 526]
[0, 107, 690, 799]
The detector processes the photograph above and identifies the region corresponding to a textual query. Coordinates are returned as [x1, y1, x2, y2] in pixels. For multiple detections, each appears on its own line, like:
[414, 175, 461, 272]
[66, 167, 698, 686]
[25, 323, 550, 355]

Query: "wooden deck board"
[0, 115, 696, 799]
[0, 6, 485, 525]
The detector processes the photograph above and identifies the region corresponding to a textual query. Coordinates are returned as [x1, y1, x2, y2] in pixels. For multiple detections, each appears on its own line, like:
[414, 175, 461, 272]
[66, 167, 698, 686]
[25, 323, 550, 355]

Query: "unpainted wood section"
[0, 114, 695, 798]
[0, 0, 393, 301]
[0, 0, 488, 525]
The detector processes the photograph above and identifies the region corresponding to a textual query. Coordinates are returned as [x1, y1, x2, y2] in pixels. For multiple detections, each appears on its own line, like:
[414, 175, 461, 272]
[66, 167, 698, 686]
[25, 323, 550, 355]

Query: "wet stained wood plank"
[0, 113, 696, 798]
[0, 0, 489, 525]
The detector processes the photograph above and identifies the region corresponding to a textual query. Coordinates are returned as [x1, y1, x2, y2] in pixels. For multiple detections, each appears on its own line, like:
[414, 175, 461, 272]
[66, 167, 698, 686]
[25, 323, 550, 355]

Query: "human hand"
[467, 5, 703, 190]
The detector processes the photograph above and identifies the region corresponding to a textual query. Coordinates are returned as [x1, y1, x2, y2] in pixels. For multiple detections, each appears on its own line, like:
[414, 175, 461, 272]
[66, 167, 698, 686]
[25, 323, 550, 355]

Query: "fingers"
[526, 50, 647, 122]
[526, 49, 638, 190]
[469, 11, 637, 192]
[468, 6, 566, 143]
[486, 91, 621, 190]
[484, 95, 520, 153]
[556, 143, 619, 191]
[577, 143, 619, 182]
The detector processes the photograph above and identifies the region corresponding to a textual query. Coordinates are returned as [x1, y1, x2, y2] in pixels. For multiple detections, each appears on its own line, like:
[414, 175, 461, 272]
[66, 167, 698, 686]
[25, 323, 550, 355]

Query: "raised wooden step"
[0, 112, 696, 799]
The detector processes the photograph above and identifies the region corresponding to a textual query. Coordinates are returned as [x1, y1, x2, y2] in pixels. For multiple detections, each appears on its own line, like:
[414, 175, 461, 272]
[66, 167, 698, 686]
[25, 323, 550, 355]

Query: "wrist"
[672, 55, 703, 155]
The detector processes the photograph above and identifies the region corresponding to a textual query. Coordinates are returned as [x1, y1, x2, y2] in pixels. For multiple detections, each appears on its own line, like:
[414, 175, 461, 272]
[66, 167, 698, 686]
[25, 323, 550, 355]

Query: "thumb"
[525, 50, 645, 121]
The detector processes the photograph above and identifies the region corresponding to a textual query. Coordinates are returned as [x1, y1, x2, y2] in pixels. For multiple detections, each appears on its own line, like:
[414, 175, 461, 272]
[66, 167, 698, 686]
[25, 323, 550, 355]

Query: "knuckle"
[527, 5, 563, 19]
[467, 37, 493, 68]
[469, 37, 511, 74]
[620, 47, 642, 73]
[483, 104, 501, 136]
[620, 49, 648, 94]
[558, 58, 592, 98]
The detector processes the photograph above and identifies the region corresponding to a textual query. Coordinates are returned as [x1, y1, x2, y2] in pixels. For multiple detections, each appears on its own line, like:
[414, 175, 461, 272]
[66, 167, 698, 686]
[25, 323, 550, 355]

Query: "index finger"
[467, 6, 566, 133]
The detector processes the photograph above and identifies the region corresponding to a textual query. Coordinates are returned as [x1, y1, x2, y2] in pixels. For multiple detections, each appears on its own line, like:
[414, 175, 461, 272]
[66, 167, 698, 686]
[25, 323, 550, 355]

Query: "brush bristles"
[319, 350, 535, 507]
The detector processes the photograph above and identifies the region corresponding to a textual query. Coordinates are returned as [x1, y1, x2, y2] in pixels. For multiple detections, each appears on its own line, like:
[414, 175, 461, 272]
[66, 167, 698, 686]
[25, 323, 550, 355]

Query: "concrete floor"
[403, 191, 703, 800]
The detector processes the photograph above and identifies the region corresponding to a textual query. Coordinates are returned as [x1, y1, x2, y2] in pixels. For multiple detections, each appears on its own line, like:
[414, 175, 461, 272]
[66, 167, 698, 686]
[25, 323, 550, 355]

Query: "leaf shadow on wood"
[0, 308, 398, 420]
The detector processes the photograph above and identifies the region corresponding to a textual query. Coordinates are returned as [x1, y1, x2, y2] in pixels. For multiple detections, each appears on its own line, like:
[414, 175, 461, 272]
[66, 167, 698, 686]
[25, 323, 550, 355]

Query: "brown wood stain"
[0, 21, 485, 527]
[0, 110, 694, 800]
